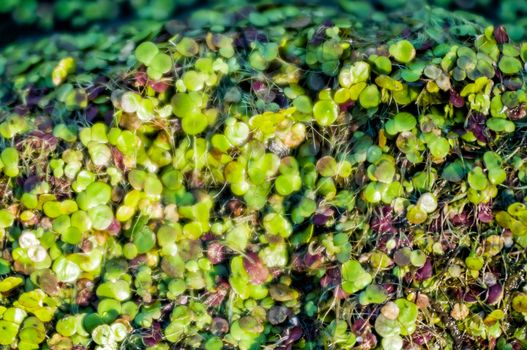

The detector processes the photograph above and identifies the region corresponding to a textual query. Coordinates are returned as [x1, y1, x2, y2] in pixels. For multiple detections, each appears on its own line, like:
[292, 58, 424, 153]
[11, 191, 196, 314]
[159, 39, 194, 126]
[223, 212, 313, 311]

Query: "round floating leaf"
[53, 257, 81, 283]
[341, 259, 372, 294]
[374, 314, 401, 337]
[96, 280, 131, 301]
[338, 61, 370, 88]
[373, 160, 395, 184]
[205, 336, 223, 350]
[144, 174, 163, 196]
[427, 136, 450, 159]
[56, 316, 77, 337]
[88, 143, 112, 166]
[176, 37, 199, 57]
[225, 121, 249, 146]
[62, 226, 82, 245]
[382, 335, 403, 350]
[410, 250, 427, 267]
[385, 112, 417, 136]
[147, 53, 172, 79]
[275, 174, 301, 196]
[424, 65, 441, 79]
[0, 209, 14, 228]
[293, 95, 312, 114]
[512, 293, 527, 313]
[363, 182, 382, 203]
[389, 40, 416, 64]
[0, 320, 18, 345]
[1, 148, 19, 177]
[172, 93, 201, 118]
[395, 299, 418, 334]
[394, 247, 412, 266]
[487, 118, 515, 133]
[442, 160, 466, 182]
[316, 156, 338, 177]
[465, 255, 484, 271]
[135, 42, 159, 65]
[84, 181, 112, 208]
[269, 284, 298, 302]
[401, 69, 421, 82]
[417, 193, 437, 213]
[19, 317, 46, 345]
[248, 153, 280, 184]
[488, 167, 506, 185]
[359, 284, 388, 305]
[111, 322, 128, 342]
[406, 205, 427, 224]
[483, 151, 502, 169]
[468, 167, 488, 191]
[182, 113, 208, 135]
[359, 85, 380, 109]
[313, 100, 339, 126]
[0, 277, 23, 292]
[375, 75, 403, 91]
[182, 70, 205, 91]
[121, 92, 141, 113]
[263, 213, 292, 238]
[92, 324, 115, 345]
[133, 224, 156, 254]
[370, 55, 392, 74]
[499, 56, 522, 74]
[88, 205, 114, 230]
[43, 201, 62, 218]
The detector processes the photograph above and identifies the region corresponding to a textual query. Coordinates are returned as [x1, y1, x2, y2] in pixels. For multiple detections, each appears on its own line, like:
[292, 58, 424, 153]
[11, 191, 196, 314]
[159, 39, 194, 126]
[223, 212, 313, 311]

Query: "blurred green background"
[1, 0, 526, 46]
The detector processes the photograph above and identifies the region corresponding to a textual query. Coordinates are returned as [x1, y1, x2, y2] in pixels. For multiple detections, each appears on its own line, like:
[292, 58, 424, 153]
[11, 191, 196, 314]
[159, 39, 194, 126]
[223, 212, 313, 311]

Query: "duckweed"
[1, 2, 527, 350]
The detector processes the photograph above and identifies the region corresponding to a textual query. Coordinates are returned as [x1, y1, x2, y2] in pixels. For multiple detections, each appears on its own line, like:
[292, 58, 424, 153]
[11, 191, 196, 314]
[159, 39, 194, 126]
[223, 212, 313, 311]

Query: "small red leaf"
[243, 251, 270, 285]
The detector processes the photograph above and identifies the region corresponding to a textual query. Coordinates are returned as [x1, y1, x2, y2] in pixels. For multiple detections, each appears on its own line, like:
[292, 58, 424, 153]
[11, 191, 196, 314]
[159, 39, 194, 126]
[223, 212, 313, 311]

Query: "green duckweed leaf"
[316, 156, 338, 177]
[406, 205, 427, 224]
[135, 42, 159, 65]
[96, 280, 131, 301]
[0, 320, 18, 345]
[468, 166, 488, 191]
[313, 99, 339, 126]
[512, 293, 527, 313]
[147, 52, 172, 79]
[341, 259, 372, 294]
[375, 75, 403, 91]
[499, 56, 522, 74]
[359, 284, 388, 305]
[339, 61, 370, 88]
[389, 40, 416, 64]
[394, 299, 418, 335]
[374, 314, 401, 337]
[182, 113, 208, 135]
[427, 136, 450, 159]
[0, 209, 14, 228]
[176, 38, 199, 57]
[0, 277, 23, 292]
[53, 257, 81, 283]
[133, 224, 156, 254]
[88, 205, 114, 230]
[359, 85, 381, 109]
[385, 112, 417, 136]
[442, 160, 467, 182]
[275, 174, 302, 196]
[487, 118, 515, 133]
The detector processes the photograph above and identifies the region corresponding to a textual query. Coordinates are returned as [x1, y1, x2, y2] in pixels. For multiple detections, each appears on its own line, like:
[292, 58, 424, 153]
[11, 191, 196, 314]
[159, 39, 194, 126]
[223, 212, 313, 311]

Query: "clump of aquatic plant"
[2, 2, 527, 350]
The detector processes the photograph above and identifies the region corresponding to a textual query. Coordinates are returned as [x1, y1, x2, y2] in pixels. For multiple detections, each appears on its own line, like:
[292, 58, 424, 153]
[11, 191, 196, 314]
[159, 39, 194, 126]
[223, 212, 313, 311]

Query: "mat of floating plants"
[2, 2, 527, 350]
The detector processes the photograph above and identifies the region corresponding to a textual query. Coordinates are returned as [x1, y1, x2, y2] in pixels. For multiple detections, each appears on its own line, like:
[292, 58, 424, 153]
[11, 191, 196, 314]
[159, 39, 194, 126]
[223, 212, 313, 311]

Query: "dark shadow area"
[1, 0, 525, 47]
